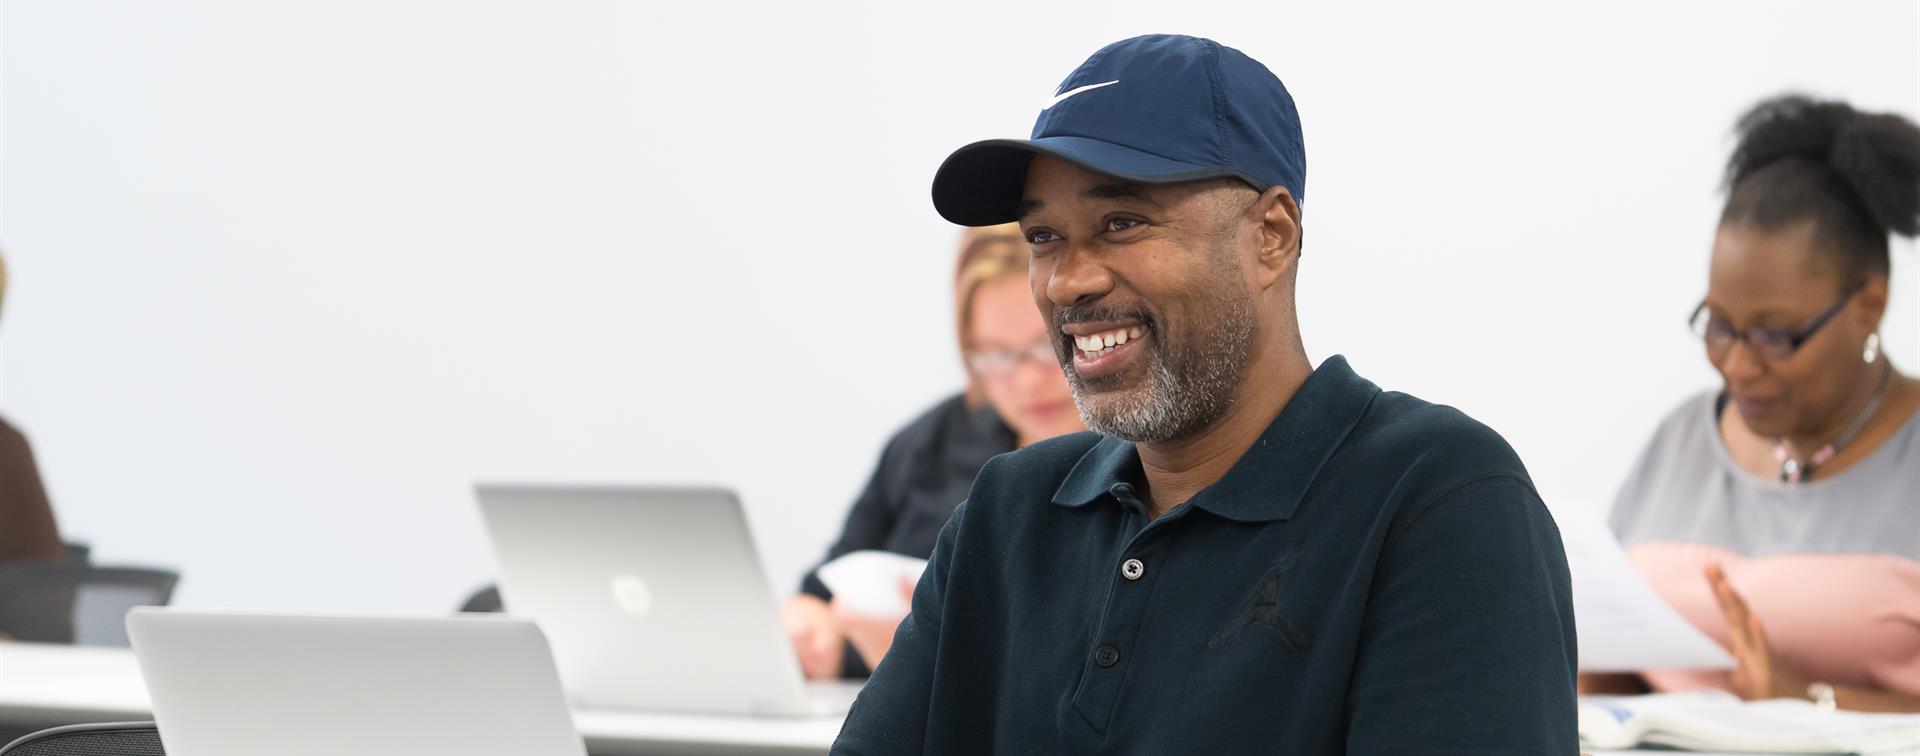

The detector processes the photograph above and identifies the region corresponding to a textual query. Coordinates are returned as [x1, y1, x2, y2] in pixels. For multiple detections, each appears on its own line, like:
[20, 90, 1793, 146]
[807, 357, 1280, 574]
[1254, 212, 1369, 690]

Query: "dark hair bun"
[1727, 94, 1920, 240]
[1833, 112, 1920, 237]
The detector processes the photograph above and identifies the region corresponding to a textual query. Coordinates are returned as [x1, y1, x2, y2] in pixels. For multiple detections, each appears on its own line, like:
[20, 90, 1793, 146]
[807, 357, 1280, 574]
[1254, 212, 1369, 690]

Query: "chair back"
[0, 561, 180, 645]
[0, 722, 164, 756]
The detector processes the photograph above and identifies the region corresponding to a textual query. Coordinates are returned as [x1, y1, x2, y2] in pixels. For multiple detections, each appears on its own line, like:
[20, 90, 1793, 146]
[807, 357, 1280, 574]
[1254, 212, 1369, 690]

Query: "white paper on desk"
[1549, 502, 1735, 671]
[1580, 690, 1920, 753]
[816, 550, 928, 618]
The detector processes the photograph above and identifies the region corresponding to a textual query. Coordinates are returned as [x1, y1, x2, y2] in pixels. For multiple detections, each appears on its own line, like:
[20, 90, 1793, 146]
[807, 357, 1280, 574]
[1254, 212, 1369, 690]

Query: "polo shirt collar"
[1050, 354, 1380, 522]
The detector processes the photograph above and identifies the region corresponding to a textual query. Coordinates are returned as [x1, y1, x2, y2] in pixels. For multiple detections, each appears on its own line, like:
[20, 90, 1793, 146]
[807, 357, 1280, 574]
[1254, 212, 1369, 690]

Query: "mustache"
[1052, 303, 1156, 329]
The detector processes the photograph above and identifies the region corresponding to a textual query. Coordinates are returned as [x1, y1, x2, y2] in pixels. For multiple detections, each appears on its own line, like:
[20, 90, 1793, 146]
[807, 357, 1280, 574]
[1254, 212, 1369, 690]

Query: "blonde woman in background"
[0, 248, 63, 567]
[780, 225, 1083, 679]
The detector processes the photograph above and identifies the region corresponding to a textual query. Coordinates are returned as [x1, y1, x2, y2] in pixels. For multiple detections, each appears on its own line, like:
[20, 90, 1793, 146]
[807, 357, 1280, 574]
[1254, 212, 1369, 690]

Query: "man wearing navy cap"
[833, 35, 1576, 754]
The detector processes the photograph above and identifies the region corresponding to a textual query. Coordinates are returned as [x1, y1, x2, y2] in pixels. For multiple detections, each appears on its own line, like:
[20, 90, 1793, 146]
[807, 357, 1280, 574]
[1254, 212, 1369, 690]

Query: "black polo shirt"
[832, 356, 1577, 755]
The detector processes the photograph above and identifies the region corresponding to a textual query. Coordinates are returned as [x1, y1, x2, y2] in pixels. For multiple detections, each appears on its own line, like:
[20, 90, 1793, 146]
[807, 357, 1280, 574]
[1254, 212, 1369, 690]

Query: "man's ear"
[1253, 186, 1302, 286]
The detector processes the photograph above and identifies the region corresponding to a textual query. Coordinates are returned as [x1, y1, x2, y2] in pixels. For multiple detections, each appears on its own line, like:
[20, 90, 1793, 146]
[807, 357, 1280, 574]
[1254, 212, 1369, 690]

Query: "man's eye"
[1026, 229, 1059, 245]
[1106, 218, 1140, 232]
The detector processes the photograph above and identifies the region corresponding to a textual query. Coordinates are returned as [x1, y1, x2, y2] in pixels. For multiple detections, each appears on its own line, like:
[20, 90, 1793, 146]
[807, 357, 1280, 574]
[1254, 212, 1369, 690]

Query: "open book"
[1579, 691, 1920, 754]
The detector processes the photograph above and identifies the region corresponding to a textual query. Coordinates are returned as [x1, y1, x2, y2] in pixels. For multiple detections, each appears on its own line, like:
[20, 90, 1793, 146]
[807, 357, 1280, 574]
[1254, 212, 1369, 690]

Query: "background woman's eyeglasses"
[1689, 290, 1857, 363]
[965, 342, 1057, 376]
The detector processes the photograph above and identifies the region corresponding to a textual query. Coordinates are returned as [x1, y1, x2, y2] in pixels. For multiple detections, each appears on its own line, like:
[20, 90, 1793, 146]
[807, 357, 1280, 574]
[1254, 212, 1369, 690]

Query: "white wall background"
[1, 0, 1915, 612]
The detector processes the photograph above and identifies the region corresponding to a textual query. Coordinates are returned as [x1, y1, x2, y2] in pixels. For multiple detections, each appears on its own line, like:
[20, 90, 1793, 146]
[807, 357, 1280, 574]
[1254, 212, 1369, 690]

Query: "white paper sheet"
[815, 550, 928, 618]
[1580, 690, 1920, 753]
[1549, 502, 1735, 671]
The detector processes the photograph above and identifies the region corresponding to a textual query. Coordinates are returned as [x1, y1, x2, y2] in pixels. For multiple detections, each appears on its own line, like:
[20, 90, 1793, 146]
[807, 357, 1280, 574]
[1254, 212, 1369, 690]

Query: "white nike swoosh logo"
[1043, 80, 1119, 110]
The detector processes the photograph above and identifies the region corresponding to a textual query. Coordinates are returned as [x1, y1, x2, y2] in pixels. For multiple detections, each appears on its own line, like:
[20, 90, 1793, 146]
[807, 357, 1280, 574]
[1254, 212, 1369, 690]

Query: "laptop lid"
[126, 609, 586, 756]
[474, 484, 812, 716]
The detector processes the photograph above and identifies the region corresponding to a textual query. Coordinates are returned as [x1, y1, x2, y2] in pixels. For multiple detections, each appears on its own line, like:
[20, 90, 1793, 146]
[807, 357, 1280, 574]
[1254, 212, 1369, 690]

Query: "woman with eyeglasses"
[780, 224, 1083, 680]
[1598, 96, 1920, 712]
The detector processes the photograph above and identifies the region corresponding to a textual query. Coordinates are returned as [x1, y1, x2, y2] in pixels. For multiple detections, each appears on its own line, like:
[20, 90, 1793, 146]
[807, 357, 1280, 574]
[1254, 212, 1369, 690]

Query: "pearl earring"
[1864, 333, 1880, 364]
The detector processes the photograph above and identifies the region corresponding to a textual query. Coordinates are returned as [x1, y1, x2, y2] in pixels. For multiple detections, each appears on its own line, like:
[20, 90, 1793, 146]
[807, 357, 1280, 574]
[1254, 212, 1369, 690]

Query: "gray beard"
[1064, 297, 1257, 444]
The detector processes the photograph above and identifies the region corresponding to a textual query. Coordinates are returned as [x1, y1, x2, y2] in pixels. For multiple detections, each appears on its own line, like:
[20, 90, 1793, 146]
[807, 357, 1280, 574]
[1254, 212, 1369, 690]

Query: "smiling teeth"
[1075, 326, 1146, 354]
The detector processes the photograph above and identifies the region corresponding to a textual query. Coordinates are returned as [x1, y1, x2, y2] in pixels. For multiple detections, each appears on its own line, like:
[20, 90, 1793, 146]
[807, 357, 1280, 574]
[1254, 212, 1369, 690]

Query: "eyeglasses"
[1689, 289, 1856, 363]
[965, 342, 1058, 376]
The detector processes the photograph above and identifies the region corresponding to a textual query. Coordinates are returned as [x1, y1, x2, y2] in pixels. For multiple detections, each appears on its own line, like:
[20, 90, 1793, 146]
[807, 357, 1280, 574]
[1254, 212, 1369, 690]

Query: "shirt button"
[1094, 644, 1121, 668]
[1121, 558, 1145, 581]
[1108, 483, 1134, 498]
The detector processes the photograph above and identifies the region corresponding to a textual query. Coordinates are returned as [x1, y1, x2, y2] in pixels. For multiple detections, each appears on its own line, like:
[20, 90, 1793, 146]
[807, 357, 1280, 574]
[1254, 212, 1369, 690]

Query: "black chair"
[458, 583, 503, 613]
[0, 722, 164, 756]
[0, 561, 179, 646]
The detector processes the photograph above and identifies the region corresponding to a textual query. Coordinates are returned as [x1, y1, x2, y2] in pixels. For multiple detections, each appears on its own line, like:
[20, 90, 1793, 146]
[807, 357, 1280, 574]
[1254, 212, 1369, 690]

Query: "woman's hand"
[1705, 563, 1808, 701]
[834, 577, 916, 671]
[780, 594, 846, 681]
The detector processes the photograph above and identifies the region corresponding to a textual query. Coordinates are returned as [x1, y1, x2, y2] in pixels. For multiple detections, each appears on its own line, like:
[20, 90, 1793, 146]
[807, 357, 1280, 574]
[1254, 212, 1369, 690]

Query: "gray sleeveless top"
[1609, 390, 1920, 559]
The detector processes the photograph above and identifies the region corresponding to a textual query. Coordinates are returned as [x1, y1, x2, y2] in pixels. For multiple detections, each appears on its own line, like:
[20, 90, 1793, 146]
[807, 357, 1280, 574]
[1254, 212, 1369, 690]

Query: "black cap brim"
[930, 135, 1250, 226]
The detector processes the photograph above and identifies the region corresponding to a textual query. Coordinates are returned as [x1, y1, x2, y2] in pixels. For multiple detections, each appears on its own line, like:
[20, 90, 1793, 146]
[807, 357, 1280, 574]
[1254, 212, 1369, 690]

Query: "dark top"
[0, 416, 61, 565]
[800, 393, 1017, 677]
[832, 356, 1578, 755]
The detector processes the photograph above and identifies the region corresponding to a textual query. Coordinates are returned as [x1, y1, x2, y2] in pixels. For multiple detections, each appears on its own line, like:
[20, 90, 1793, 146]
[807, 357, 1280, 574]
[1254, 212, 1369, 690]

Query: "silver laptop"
[474, 483, 860, 717]
[126, 608, 586, 756]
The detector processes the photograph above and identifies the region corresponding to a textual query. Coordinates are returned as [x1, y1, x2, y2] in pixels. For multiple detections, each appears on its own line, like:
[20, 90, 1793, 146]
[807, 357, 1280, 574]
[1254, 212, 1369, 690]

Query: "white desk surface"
[0, 643, 840, 756]
[6, 643, 1913, 755]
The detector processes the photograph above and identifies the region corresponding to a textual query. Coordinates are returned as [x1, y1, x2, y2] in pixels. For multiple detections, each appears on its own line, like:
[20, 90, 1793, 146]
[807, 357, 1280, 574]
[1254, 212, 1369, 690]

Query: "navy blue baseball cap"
[932, 35, 1306, 227]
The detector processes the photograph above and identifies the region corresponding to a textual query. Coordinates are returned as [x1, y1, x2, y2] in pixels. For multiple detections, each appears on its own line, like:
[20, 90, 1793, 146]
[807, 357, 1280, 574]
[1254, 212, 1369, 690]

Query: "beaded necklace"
[1771, 361, 1892, 483]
